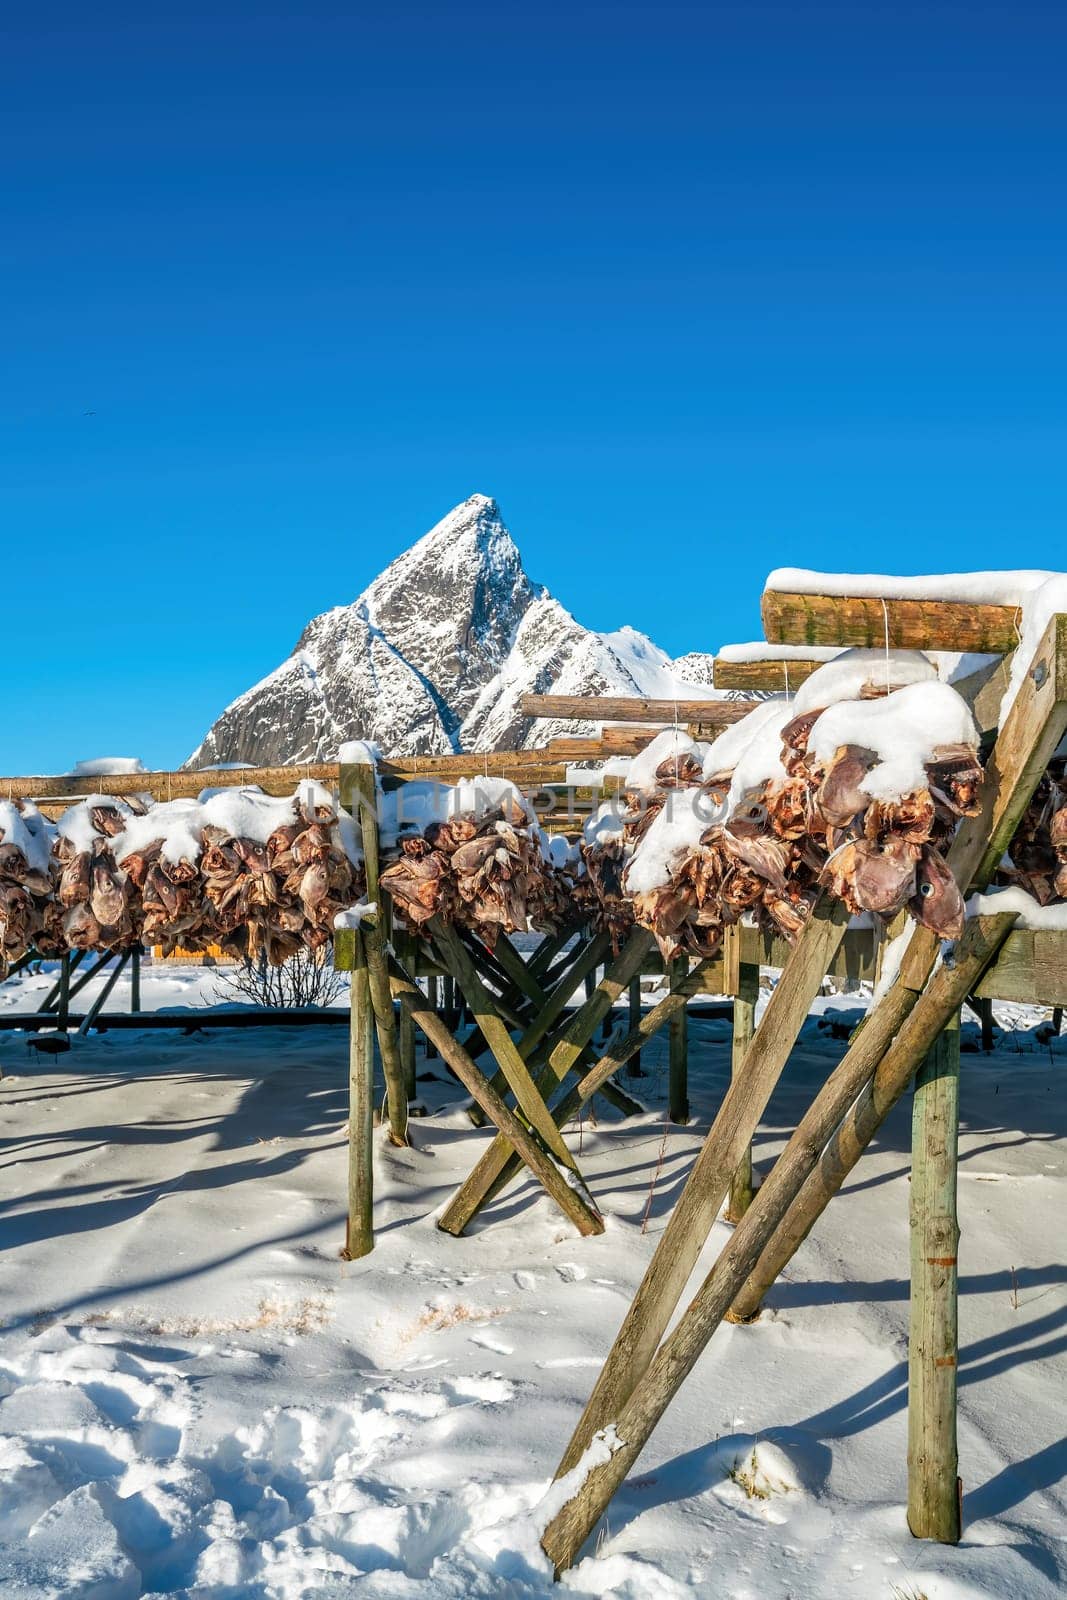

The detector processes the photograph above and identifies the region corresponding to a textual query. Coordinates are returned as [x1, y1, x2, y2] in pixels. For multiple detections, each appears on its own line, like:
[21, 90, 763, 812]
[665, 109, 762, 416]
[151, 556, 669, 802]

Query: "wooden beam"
[712, 656, 829, 692]
[1, 762, 341, 804]
[518, 694, 753, 726]
[908, 1011, 962, 1544]
[761, 588, 1022, 653]
[974, 929, 1067, 1005]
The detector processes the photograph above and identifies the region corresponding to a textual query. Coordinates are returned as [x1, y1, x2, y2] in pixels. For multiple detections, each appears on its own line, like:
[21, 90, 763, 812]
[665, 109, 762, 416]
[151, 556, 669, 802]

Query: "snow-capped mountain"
[186, 495, 718, 767]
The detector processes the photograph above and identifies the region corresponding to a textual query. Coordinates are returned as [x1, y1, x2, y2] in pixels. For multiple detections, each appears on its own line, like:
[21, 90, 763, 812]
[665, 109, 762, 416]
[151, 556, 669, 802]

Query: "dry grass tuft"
[399, 1301, 507, 1344]
[83, 1295, 333, 1338]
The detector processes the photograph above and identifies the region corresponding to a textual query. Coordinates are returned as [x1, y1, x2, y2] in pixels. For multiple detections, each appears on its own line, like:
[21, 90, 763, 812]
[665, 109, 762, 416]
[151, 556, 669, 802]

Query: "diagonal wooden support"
[462, 930, 608, 1128]
[389, 964, 604, 1237]
[540, 910, 1018, 1574]
[556, 893, 850, 1475]
[489, 930, 551, 1008]
[466, 959, 720, 1217]
[431, 921, 581, 1172]
[437, 928, 654, 1236]
[728, 611, 1067, 1318]
[482, 930, 612, 1093]
[527, 924, 578, 981]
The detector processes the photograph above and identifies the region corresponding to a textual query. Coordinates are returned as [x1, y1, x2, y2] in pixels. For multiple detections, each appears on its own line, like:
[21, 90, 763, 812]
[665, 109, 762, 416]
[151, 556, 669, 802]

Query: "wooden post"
[908, 1011, 962, 1544]
[341, 759, 409, 1146]
[57, 953, 70, 1033]
[130, 944, 141, 1014]
[343, 931, 375, 1260]
[555, 894, 850, 1477]
[540, 914, 1016, 1575]
[393, 927, 419, 1100]
[626, 976, 644, 1077]
[978, 996, 994, 1053]
[78, 952, 130, 1035]
[668, 954, 689, 1124]
[725, 960, 759, 1223]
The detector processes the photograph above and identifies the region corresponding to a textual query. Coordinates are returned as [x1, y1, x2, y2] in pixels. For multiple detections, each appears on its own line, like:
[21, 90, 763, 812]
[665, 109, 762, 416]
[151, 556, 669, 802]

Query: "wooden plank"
[712, 656, 828, 691]
[518, 694, 753, 726]
[953, 653, 1013, 736]
[975, 929, 1067, 1005]
[761, 588, 1022, 653]
[739, 922, 879, 983]
[908, 1011, 962, 1544]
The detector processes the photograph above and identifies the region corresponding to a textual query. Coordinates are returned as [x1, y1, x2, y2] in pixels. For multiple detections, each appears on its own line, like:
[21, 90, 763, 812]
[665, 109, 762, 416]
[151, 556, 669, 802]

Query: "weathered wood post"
[342, 757, 409, 1146]
[57, 953, 71, 1032]
[342, 928, 375, 1260]
[130, 944, 141, 1014]
[393, 927, 419, 1101]
[908, 1010, 962, 1543]
[668, 953, 689, 1124]
[725, 958, 760, 1224]
[626, 976, 644, 1077]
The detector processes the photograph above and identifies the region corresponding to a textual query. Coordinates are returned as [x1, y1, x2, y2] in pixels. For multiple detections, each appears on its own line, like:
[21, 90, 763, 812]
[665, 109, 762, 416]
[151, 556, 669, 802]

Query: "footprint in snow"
[555, 1262, 586, 1284]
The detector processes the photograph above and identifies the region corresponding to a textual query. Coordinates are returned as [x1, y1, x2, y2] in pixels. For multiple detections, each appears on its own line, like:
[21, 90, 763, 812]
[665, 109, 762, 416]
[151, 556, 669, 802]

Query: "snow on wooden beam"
[761, 589, 1022, 653]
[518, 694, 752, 725]
[2, 763, 341, 805]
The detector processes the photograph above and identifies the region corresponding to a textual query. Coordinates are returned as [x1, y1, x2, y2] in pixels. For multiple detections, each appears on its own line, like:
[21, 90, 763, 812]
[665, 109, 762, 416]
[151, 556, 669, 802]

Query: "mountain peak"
[186, 498, 718, 767]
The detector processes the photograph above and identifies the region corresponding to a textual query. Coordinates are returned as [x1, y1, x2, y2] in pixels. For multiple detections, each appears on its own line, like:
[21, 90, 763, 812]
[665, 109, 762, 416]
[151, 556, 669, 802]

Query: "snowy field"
[1, 960, 1064, 1600]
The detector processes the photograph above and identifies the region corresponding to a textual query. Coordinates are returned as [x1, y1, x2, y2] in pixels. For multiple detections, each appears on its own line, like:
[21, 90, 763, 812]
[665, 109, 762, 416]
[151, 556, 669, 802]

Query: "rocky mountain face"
[186, 495, 718, 767]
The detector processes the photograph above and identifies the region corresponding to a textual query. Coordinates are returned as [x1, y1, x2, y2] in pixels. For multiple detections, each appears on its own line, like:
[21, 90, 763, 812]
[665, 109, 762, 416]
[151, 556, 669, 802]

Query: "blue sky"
[4, 2, 1065, 771]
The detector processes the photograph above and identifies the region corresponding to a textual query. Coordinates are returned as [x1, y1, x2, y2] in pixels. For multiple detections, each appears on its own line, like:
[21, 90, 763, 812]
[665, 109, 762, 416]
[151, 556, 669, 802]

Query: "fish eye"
[920, 882, 935, 897]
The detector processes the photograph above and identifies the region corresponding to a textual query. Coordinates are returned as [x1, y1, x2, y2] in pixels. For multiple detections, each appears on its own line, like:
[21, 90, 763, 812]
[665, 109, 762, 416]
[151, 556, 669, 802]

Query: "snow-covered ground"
[1, 959, 1064, 1599]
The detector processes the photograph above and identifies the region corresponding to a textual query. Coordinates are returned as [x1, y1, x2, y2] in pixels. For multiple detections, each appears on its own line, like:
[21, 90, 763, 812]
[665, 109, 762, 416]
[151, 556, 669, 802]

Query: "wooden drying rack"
[535, 582, 1067, 1572]
[3, 588, 1064, 1566]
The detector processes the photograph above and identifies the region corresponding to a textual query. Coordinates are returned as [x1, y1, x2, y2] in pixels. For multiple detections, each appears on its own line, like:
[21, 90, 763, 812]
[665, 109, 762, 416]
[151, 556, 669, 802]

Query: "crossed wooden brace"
[387, 918, 715, 1239]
